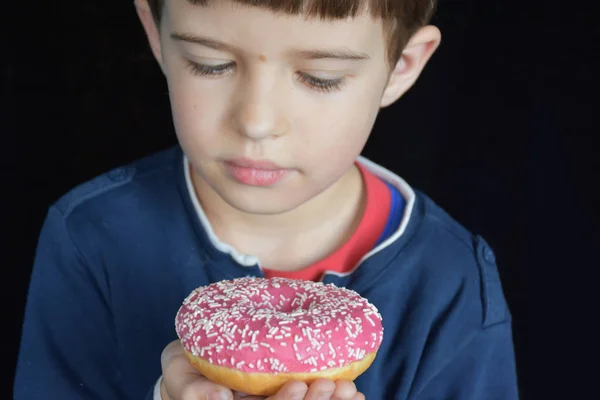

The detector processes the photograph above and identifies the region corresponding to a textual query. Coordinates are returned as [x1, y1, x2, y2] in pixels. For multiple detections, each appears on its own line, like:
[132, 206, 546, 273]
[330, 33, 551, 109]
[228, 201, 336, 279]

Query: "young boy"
[14, 0, 519, 399]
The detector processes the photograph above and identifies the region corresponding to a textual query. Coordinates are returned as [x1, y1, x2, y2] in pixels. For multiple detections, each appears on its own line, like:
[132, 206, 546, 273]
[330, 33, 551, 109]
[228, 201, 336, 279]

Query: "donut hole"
[249, 287, 319, 315]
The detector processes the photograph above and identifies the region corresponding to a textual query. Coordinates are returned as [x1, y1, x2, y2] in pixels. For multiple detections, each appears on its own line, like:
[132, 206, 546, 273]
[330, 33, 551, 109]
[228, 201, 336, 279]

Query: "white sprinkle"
[365, 314, 375, 326]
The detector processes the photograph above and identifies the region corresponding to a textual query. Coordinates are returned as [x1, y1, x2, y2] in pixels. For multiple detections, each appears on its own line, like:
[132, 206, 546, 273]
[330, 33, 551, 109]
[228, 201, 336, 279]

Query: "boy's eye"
[297, 72, 345, 93]
[186, 60, 235, 77]
[185, 60, 344, 93]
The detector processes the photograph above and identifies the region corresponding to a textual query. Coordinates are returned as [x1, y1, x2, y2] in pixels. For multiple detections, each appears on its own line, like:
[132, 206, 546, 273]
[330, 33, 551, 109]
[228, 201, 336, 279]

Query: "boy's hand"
[160, 340, 234, 400]
[160, 339, 365, 400]
[244, 379, 366, 400]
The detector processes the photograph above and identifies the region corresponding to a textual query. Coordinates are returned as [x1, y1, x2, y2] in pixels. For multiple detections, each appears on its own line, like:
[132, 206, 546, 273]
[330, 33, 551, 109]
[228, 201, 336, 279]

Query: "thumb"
[161, 340, 234, 400]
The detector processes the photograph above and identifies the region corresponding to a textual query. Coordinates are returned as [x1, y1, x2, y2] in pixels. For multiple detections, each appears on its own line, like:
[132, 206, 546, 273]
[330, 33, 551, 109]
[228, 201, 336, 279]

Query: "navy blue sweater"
[14, 146, 519, 399]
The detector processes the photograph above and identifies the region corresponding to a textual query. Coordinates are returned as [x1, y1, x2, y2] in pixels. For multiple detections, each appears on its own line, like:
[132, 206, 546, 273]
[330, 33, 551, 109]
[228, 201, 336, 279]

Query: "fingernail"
[207, 390, 230, 400]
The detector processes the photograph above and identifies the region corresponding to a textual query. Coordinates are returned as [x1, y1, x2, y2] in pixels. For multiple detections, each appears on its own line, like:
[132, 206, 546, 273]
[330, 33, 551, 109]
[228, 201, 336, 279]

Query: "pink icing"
[175, 277, 384, 374]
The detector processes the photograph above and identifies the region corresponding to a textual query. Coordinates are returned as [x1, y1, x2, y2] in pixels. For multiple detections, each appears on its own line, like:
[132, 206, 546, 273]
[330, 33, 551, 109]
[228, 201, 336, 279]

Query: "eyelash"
[186, 60, 234, 77]
[185, 60, 345, 93]
[297, 73, 345, 93]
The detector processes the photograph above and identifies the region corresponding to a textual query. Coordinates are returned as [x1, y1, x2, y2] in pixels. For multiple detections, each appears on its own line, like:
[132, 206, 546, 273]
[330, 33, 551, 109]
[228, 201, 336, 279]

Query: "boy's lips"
[224, 158, 291, 187]
[226, 158, 284, 170]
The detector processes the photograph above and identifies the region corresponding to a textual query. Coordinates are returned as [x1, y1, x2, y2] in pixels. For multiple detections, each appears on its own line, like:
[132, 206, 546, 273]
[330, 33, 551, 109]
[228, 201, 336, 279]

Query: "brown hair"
[146, 0, 437, 66]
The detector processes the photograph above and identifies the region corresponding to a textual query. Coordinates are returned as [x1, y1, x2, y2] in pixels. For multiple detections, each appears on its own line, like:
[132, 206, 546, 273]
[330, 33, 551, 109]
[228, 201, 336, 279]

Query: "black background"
[3, 0, 598, 398]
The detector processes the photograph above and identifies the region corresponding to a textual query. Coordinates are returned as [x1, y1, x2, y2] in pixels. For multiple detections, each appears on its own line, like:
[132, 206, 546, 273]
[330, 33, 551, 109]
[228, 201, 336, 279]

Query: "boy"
[14, 0, 519, 399]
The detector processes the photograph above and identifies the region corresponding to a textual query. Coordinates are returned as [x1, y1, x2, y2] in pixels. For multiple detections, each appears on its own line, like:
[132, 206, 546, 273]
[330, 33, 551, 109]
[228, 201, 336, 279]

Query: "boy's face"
[138, 0, 436, 215]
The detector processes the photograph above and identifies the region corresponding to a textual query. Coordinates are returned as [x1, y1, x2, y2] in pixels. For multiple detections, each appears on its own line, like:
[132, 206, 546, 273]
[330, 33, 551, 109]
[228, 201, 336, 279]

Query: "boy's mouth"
[224, 158, 290, 187]
[226, 158, 284, 170]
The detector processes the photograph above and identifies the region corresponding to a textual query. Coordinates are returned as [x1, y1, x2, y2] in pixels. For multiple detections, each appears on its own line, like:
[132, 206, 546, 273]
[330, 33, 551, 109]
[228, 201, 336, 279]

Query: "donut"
[175, 277, 384, 396]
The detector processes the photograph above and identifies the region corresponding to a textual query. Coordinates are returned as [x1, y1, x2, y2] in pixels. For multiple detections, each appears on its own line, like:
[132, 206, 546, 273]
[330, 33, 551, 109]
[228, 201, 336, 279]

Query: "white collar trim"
[183, 156, 416, 274]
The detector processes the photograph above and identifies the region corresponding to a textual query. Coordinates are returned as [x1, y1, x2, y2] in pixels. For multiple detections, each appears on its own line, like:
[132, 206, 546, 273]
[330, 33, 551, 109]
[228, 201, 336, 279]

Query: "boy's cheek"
[167, 83, 226, 137]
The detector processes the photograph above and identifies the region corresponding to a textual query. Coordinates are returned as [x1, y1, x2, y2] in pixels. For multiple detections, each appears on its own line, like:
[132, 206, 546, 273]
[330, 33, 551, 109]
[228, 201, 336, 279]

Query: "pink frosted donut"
[175, 277, 383, 396]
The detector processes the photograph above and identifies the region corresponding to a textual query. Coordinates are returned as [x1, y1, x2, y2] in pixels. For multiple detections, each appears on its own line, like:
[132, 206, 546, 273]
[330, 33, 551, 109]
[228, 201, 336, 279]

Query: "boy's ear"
[380, 25, 442, 108]
[134, 0, 165, 73]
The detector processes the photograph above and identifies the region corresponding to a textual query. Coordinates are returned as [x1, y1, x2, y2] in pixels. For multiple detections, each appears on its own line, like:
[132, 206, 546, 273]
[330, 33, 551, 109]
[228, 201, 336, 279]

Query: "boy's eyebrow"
[289, 49, 370, 61]
[170, 32, 370, 61]
[170, 32, 240, 52]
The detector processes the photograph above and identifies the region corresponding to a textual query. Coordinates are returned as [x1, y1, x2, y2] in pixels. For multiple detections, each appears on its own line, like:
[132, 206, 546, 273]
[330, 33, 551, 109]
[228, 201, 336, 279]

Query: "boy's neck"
[190, 164, 365, 271]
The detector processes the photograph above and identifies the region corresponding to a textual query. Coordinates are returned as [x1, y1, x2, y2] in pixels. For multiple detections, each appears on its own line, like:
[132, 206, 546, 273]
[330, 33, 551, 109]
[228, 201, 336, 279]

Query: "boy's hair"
[147, 0, 438, 67]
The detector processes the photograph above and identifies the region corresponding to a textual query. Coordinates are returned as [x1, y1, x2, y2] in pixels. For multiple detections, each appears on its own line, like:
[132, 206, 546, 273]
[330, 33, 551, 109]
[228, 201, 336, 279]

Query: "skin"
[134, 0, 441, 398]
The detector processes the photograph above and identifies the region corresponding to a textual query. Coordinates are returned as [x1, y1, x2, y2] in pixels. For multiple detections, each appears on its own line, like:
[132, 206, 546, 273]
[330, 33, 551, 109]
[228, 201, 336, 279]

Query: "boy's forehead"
[165, 0, 386, 55]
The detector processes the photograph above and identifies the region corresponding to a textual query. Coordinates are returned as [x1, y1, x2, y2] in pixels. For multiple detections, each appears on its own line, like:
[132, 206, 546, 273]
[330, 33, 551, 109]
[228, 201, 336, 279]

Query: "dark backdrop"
[3, 0, 598, 398]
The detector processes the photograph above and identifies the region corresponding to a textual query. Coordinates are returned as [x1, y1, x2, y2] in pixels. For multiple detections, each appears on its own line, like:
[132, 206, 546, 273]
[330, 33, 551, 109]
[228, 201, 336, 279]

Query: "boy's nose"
[235, 101, 288, 140]
[233, 78, 289, 140]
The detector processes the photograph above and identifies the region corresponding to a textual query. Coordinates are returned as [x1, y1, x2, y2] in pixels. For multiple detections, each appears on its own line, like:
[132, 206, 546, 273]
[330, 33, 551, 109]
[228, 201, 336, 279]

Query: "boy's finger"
[179, 377, 233, 400]
[233, 392, 264, 400]
[304, 379, 336, 400]
[351, 393, 366, 400]
[163, 368, 233, 400]
[332, 380, 358, 400]
[265, 380, 308, 400]
[161, 340, 233, 400]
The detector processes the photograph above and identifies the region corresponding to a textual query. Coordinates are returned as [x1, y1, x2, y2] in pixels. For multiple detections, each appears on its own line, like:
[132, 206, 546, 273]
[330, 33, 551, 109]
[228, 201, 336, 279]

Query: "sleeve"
[13, 206, 155, 399]
[415, 321, 520, 400]
[148, 376, 163, 400]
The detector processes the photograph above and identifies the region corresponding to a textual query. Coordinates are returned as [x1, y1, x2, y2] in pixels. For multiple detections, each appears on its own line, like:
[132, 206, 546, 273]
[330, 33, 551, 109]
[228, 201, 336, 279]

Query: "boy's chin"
[217, 188, 308, 216]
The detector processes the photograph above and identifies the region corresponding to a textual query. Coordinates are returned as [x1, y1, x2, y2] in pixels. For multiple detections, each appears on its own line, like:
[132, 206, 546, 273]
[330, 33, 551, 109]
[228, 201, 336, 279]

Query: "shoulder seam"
[59, 166, 172, 219]
[417, 193, 474, 251]
[60, 178, 132, 219]
[425, 212, 474, 251]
